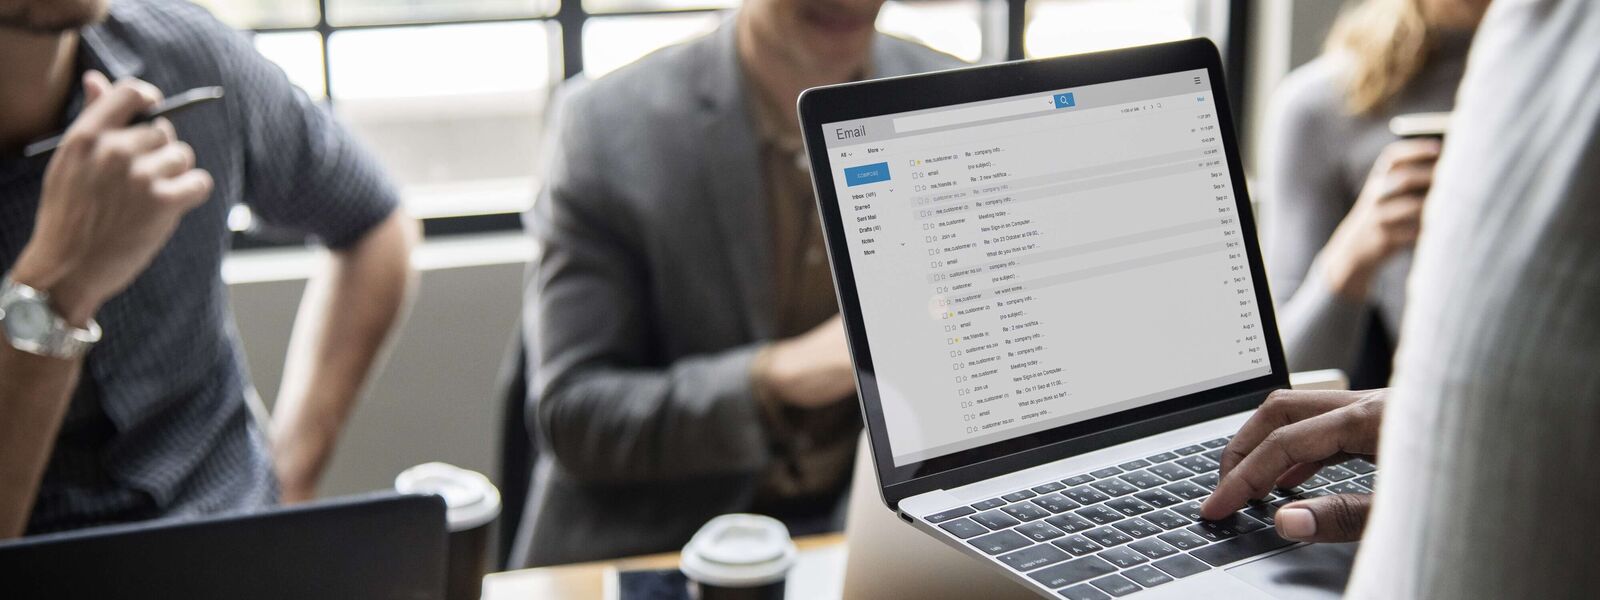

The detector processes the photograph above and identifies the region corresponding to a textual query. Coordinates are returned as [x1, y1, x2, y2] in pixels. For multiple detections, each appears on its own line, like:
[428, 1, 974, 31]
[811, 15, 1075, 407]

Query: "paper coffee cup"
[1389, 112, 1451, 139]
[679, 514, 797, 600]
[395, 463, 501, 600]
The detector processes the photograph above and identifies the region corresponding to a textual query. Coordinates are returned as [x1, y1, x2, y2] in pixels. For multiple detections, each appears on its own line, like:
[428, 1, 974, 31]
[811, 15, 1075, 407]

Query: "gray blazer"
[512, 22, 962, 567]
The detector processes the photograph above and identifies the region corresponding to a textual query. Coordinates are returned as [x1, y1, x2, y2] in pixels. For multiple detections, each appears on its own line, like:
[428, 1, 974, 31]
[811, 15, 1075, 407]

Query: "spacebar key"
[1190, 529, 1296, 567]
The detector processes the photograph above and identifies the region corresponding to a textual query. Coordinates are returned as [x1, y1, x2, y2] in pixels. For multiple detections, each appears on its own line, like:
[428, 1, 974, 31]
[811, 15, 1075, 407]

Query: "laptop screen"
[819, 68, 1271, 467]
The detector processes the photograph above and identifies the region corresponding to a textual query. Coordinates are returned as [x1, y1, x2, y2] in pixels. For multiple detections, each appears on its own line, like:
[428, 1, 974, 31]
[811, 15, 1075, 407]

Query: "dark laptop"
[0, 491, 447, 600]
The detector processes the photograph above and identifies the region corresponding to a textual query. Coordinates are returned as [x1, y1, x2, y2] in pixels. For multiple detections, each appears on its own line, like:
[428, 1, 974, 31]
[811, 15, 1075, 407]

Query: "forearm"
[1277, 256, 1370, 373]
[0, 345, 81, 538]
[270, 212, 417, 499]
[538, 343, 770, 484]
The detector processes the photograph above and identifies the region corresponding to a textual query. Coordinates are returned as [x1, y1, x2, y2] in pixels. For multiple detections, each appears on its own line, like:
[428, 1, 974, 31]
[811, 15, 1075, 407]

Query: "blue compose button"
[844, 162, 891, 187]
[1054, 92, 1076, 109]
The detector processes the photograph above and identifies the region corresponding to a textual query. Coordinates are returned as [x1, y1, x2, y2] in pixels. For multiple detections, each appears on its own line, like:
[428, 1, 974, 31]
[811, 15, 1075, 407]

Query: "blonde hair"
[1326, 0, 1434, 115]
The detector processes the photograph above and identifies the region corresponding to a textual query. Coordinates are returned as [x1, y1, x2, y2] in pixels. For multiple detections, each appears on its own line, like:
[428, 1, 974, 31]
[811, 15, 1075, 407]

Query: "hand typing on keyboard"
[1201, 389, 1386, 543]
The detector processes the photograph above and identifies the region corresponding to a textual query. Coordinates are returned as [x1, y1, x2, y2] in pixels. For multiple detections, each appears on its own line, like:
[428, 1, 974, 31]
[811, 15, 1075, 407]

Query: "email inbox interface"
[824, 70, 1270, 466]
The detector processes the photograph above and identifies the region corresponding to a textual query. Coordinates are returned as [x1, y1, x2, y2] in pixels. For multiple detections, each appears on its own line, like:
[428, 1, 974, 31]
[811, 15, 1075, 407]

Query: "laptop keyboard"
[921, 436, 1379, 599]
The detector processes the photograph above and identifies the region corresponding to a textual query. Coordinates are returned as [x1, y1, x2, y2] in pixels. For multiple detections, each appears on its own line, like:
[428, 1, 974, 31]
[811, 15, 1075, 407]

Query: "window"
[192, 0, 1246, 245]
[879, 0, 984, 64]
[328, 22, 556, 219]
[1025, 0, 1210, 59]
[582, 14, 722, 79]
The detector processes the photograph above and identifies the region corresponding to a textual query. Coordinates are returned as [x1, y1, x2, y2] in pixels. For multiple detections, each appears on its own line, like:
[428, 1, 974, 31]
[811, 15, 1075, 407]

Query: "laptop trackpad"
[1227, 543, 1359, 600]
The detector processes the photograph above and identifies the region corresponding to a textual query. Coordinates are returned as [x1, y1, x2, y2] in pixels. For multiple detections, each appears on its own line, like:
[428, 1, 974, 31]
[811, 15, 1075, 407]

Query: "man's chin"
[798, 34, 874, 68]
[0, 1, 108, 34]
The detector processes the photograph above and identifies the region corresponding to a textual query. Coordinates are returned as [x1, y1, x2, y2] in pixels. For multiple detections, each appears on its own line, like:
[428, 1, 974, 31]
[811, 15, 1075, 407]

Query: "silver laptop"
[800, 39, 1373, 599]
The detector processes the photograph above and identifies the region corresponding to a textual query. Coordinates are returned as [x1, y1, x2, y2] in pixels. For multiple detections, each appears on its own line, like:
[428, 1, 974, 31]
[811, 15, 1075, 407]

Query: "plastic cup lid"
[1389, 112, 1451, 137]
[394, 462, 501, 532]
[679, 514, 797, 588]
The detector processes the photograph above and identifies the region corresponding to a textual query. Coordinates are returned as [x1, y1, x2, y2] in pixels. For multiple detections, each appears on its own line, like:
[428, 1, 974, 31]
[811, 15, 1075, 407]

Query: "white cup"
[679, 514, 797, 600]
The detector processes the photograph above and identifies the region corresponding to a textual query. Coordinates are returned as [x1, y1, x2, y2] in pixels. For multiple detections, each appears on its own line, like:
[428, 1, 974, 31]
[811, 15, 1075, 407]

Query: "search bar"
[893, 92, 1075, 133]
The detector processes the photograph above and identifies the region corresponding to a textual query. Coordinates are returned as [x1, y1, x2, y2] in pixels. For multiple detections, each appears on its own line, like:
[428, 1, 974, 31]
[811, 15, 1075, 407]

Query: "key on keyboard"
[1175, 455, 1219, 474]
[939, 517, 988, 539]
[1053, 534, 1105, 557]
[1152, 554, 1209, 579]
[926, 506, 976, 523]
[1111, 517, 1161, 539]
[1074, 505, 1125, 525]
[971, 498, 1007, 511]
[1096, 546, 1148, 568]
[1082, 526, 1134, 548]
[1318, 464, 1358, 481]
[1001, 502, 1050, 522]
[1046, 513, 1097, 534]
[972, 509, 1021, 530]
[1062, 474, 1096, 487]
[1017, 521, 1067, 542]
[1325, 480, 1369, 495]
[1059, 585, 1113, 600]
[1128, 538, 1181, 560]
[1032, 492, 1081, 513]
[1169, 501, 1204, 522]
[1104, 496, 1155, 517]
[1117, 459, 1152, 471]
[1133, 488, 1183, 508]
[1155, 529, 1209, 551]
[998, 543, 1071, 571]
[1143, 510, 1191, 530]
[1028, 556, 1117, 589]
[1144, 451, 1178, 463]
[1033, 481, 1068, 494]
[1065, 486, 1113, 505]
[969, 530, 1032, 555]
[1003, 490, 1038, 502]
[1147, 462, 1194, 482]
[1161, 480, 1208, 500]
[1090, 574, 1141, 597]
[1342, 458, 1377, 474]
[1090, 478, 1140, 497]
[1118, 471, 1168, 490]
[1123, 564, 1175, 588]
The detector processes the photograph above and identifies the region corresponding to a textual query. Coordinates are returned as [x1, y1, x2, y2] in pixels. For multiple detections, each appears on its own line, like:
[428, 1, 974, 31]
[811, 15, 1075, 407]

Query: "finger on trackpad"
[1226, 542, 1359, 600]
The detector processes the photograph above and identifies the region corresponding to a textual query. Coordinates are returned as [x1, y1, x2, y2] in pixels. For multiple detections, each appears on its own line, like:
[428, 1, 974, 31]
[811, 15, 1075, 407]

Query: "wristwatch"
[0, 275, 101, 359]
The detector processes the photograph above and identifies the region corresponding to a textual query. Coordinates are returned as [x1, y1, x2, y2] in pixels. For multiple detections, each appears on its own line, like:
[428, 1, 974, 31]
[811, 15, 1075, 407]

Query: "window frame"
[229, 0, 1250, 249]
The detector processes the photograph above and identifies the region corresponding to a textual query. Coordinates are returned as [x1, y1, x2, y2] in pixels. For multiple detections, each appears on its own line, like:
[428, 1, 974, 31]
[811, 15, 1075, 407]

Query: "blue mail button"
[844, 162, 891, 187]
[1054, 92, 1076, 109]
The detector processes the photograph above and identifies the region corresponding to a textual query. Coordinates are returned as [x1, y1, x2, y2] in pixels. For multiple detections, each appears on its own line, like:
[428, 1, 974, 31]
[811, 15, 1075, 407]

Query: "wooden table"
[483, 533, 848, 599]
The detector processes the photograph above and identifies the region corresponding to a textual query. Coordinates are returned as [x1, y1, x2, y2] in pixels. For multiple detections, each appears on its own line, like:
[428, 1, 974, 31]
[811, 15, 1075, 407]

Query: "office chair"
[494, 335, 534, 570]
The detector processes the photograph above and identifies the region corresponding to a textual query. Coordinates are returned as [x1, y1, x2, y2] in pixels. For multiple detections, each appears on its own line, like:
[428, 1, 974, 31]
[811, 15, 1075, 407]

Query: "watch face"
[5, 299, 49, 341]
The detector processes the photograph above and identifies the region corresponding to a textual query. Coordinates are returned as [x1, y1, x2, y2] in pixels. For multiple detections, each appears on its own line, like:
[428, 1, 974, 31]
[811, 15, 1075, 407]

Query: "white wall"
[1245, 0, 1348, 172]
[226, 233, 532, 498]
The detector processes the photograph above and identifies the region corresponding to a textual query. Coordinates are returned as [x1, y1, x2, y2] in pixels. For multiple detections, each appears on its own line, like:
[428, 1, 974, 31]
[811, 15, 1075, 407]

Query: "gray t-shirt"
[0, 0, 398, 534]
[1261, 31, 1472, 385]
[1346, 0, 1600, 596]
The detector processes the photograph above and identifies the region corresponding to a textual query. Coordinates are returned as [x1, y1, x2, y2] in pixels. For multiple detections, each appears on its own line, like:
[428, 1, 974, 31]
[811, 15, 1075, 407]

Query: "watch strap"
[0, 275, 102, 359]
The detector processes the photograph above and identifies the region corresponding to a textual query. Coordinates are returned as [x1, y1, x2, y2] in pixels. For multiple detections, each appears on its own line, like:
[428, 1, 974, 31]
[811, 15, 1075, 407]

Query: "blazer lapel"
[696, 21, 776, 341]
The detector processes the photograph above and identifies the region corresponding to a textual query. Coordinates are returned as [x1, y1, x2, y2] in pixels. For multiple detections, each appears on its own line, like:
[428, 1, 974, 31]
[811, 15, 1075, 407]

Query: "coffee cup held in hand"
[680, 514, 797, 600]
